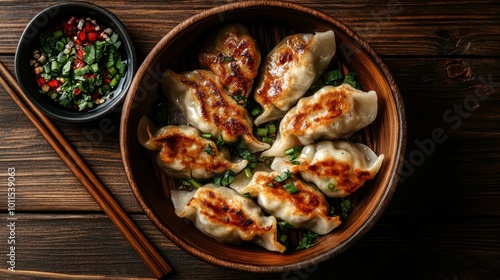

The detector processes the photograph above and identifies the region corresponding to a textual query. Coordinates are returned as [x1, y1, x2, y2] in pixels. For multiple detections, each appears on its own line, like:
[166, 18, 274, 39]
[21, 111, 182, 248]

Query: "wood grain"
[0, 213, 498, 279]
[0, 0, 498, 57]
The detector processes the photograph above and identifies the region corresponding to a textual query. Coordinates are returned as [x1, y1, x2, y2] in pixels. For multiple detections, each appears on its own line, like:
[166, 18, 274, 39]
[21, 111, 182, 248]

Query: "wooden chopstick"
[0, 63, 172, 279]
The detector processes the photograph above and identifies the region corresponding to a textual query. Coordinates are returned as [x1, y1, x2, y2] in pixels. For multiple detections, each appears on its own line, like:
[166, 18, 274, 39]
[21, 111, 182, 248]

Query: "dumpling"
[162, 69, 269, 152]
[171, 184, 287, 253]
[230, 165, 341, 235]
[137, 116, 248, 179]
[253, 30, 336, 126]
[261, 84, 378, 157]
[198, 23, 261, 101]
[271, 141, 384, 198]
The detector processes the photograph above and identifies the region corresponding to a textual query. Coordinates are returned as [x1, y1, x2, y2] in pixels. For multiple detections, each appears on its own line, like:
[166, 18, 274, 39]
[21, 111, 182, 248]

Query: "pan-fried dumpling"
[253, 30, 336, 126]
[171, 184, 287, 253]
[261, 84, 378, 157]
[162, 69, 270, 152]
[199, 23, 261, 101]
[271, 141, 384, 198]
[230, 165, 341, 235]
[137, 116, 248, 179]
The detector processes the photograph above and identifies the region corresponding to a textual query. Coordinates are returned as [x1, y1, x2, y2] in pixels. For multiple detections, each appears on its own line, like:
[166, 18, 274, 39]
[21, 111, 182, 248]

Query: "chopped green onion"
[43, 63, 51, 74]
[329, 206, 336, 216]
[216, 134, 225, 149]
[241, 193, 252, 199]
[214, 170, 235, 187]
[340, 199, 352, 219]
[266, 123, 276, 135]
[262, 137, 273, 144]
[244, 167, 253, 178]
[328, 183, 336, 191]
[90, 63, 100, 73]
[250, 105, 262, 117]
[279, 234, 288, 244]
[274, 170, 292, 183]
[182, 178, 202, 188]
[55, 41, 65, 52]
[108, 66, 117, 76]
[278, 221, 295, 231]
[260, 157, 274, 168]
[109, 76, 120, 87]
[119, 63, 127, 77]
[203, 144, 215, 155]
[256, 127, 268, 137]
[201, 133, 212, 139]
[50, 60, 59, 72]
[231, 140, 258, 169]
[52, 29, 64, 39]
[283, 182, 298, 194]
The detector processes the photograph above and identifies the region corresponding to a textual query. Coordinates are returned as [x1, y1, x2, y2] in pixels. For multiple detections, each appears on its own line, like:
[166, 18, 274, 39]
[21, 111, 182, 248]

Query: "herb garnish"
[268, 171, 298, 194]
[285, 146, 303, 165]
[214, 170, 235, 187]
[296, 231, 319, 250]
[181, 178, 202, 188]
[203, 144, 215, 155]
[311, 69, 361, 90]
[340, 199, 353, 219]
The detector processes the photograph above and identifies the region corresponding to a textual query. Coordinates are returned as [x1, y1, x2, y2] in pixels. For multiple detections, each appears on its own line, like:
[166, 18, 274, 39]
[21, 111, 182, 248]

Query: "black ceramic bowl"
[15, 2, 136, 123]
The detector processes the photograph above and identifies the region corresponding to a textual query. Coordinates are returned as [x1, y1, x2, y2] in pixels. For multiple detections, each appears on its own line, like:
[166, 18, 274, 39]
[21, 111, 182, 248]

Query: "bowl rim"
[120, 0, 407, 272]
[14, 1, 137, 123]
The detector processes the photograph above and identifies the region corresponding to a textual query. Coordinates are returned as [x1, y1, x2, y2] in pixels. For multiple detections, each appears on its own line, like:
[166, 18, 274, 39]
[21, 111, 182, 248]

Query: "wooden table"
[1, 0, 499, 279]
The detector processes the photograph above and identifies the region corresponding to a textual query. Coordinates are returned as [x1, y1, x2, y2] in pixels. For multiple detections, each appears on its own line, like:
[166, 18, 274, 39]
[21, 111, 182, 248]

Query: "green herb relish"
[31, 16, 127, 111]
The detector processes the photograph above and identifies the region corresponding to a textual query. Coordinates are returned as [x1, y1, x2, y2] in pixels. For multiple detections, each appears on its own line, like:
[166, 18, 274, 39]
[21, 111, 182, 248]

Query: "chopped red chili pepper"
[77, 49, 85, 60]
[37, 77, 46, 86]
[47, 79, 60, 88]
[62, 16, 76, 36]
[73, 59, 85, 69]
[73, 88, 82, 95]
[87, 32, 98, 42]
[84, 23, 95, 33]
[77, 31, 86, 43]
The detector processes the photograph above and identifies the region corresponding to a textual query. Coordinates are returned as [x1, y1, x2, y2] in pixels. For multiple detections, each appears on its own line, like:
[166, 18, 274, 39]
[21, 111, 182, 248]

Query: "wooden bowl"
[120, 0, 406, 272]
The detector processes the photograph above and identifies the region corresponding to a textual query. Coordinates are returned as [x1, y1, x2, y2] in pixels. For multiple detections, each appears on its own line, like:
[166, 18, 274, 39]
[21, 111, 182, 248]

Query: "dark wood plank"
[0, 0, 498, 57]
[1, 213, 498, 279]
[382, 57, 500, 216]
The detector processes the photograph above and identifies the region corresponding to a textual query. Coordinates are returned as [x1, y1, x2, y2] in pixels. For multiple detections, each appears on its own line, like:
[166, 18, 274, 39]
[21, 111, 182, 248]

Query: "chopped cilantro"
[214, 170, 235, 187]
[343, 72, 360, 89]
[329, 206, 336, 216]
[341, 199, 353, 219]
[231, 140, 258, 169]
[296, 231, 319, 250]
